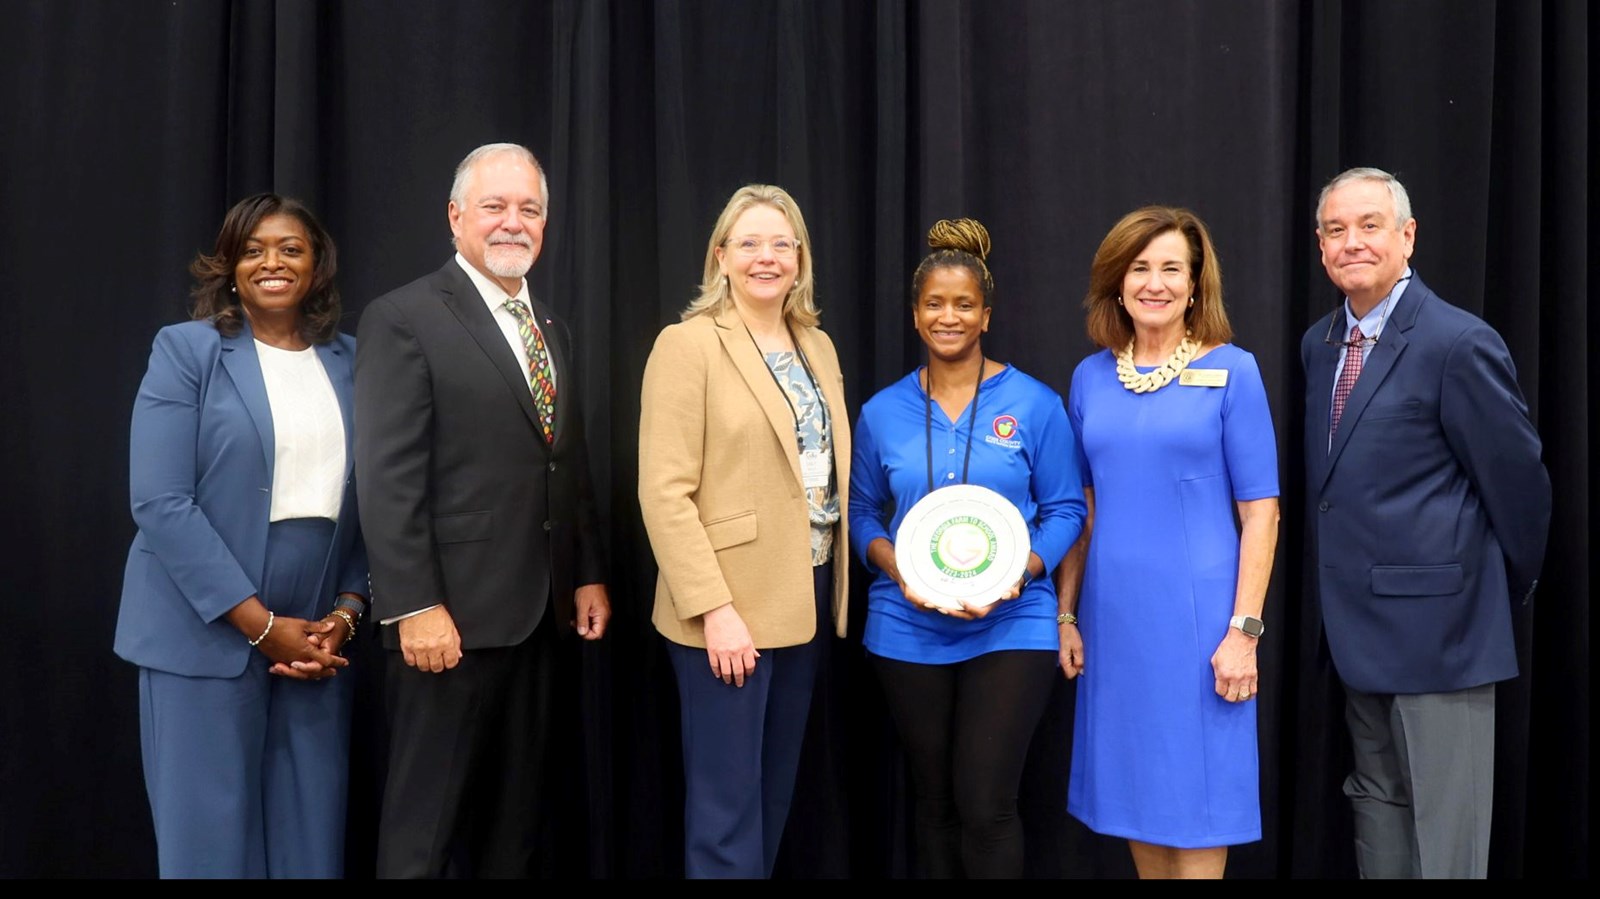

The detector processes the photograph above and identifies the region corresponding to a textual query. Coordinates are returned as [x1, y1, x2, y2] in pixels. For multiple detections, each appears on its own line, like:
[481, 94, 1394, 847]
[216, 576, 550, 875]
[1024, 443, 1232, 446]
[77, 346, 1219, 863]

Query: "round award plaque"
[894, 484, 1031, 611]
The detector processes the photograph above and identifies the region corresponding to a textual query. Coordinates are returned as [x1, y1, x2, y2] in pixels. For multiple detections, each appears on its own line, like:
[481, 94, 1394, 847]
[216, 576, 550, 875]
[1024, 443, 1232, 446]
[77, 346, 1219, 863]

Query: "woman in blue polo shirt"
[849, 218, 1086, 878]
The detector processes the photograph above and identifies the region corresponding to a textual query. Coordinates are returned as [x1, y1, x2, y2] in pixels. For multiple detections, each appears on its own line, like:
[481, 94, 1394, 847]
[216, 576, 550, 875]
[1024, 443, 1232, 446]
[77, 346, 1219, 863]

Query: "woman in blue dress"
[1056, 206, 1279, 878]
[850, 219, 1086, 878]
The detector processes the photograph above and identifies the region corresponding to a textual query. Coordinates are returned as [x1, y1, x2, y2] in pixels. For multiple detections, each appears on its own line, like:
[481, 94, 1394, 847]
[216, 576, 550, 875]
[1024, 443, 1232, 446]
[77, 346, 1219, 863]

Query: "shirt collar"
[1343, 266, 1413, 337]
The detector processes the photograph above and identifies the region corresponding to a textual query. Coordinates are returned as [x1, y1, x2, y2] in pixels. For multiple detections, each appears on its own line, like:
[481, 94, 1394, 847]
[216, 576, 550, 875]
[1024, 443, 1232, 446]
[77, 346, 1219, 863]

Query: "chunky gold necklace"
[1116, 331, 1198, 394]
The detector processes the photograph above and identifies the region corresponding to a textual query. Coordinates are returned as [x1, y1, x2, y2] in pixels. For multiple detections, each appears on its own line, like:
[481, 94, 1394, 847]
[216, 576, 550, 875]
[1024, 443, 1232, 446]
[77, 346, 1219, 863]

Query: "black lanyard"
[924, 358, 985, 494]
[745, 323, 829, 451]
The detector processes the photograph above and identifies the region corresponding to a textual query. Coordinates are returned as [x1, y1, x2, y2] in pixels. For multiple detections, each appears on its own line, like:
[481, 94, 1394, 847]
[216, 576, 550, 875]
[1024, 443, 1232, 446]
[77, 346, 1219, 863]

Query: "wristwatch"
[1229, 615, 1265, 638]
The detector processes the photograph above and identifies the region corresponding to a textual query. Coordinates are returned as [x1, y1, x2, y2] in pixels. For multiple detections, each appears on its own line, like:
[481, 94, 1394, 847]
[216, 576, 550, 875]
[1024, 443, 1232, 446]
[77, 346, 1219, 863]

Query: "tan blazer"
[639, 308, 850, 649]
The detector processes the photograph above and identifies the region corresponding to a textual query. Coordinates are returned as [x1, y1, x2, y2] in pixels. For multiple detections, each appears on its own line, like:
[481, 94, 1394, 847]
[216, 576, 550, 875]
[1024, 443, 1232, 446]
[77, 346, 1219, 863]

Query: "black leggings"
[872, 649, 1058, 878]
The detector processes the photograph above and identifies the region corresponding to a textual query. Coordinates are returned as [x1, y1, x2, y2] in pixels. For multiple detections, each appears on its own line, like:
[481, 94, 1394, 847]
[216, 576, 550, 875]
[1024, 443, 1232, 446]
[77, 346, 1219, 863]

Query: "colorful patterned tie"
[505, 299, 556, 443]
[1330, 324, 1364, 438]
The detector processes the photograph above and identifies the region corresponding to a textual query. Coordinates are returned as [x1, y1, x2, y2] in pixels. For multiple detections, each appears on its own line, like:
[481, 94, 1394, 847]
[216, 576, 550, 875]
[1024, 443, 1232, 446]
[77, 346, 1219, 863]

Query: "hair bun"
[926, 218, 992, 261]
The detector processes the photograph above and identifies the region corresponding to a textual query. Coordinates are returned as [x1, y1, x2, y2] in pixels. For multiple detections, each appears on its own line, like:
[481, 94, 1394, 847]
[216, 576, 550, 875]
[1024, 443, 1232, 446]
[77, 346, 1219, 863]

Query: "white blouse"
[255, 340, 346, 523]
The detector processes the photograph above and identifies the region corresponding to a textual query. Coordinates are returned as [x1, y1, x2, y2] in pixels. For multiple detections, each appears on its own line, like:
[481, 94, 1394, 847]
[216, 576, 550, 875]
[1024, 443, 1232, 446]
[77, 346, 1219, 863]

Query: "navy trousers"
[666, 562, 830, 878]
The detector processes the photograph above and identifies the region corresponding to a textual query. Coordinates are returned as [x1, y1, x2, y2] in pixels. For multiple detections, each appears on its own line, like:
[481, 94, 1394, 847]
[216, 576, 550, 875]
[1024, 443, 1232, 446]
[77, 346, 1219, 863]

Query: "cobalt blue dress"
[1066, 344, 1278, 848]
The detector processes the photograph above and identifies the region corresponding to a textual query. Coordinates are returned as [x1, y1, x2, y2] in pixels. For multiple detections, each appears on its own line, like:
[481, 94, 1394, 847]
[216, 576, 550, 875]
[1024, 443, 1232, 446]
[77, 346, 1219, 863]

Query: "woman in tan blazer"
[639, 184, 848, 878]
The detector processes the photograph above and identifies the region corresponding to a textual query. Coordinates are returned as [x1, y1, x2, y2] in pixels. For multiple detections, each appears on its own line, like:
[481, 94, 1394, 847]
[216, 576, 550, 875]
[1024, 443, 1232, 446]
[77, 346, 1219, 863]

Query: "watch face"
[1239, 617, 1265, 637]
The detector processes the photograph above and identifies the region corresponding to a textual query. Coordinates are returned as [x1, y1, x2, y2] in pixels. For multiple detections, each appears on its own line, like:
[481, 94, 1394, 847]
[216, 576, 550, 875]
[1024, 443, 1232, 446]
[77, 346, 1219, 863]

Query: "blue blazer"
[1301, 273, 1550, 695]
[115, 319, 368, 678]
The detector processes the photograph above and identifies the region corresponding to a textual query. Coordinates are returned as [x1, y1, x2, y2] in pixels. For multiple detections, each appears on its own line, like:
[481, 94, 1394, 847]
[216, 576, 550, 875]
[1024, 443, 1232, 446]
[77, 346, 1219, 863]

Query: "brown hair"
[911, 218, 994, 305]
[1084, 206, 1232, 350]
[189, 193, 342, 343]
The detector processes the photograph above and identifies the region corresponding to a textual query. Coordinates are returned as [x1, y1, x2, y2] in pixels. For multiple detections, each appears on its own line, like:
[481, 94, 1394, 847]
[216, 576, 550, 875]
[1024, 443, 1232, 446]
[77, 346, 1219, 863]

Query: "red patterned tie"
[505, 299, 556, 443]
[1330, 324, 1363, 438]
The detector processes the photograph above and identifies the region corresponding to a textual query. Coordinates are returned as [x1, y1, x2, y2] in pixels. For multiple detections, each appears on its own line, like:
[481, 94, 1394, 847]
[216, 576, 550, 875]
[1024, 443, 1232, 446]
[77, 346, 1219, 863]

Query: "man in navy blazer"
[355, 143, 611, 877]
[1301, 168, 1551, 878]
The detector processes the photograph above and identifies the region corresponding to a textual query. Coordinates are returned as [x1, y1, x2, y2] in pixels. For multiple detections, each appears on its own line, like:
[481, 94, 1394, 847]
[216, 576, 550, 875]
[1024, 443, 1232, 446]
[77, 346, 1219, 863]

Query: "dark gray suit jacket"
[355, 258, 605, 649]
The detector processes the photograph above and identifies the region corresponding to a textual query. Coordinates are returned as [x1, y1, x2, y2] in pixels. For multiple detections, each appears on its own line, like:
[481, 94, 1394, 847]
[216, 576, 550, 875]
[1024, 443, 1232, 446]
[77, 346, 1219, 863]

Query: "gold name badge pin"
[1179, 368, 1228, 387]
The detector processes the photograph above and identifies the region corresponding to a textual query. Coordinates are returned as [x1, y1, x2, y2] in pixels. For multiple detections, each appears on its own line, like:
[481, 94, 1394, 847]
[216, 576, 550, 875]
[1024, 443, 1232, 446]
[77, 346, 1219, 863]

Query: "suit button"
[548, 462, 557, 472]
[543, 520, 553, 531]
[1318, 501, 1330, 512]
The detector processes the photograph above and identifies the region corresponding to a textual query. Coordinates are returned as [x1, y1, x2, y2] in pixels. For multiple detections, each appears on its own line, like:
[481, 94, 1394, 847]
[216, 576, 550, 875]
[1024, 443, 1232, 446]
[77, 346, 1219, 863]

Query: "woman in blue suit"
[114, 194, 368, 878]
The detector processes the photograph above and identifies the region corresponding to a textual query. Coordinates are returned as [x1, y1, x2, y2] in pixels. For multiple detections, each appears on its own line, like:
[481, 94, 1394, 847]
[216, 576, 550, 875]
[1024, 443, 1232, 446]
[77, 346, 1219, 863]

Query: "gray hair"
[1315, 167, 1412, 231]
[449, 142, 550, 214]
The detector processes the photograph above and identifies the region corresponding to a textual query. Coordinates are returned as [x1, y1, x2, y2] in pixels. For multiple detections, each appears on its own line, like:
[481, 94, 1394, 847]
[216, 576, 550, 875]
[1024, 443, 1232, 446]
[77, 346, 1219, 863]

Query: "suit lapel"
[219, 323, 275, 479]
[1320, 280, 1421, 490]
[314, 339, 355, 481]
[307, 338, 353, 589]
[439, 265, 545, 438]
[1305, 314, 1338, 488]
[714, 309, 803, 487]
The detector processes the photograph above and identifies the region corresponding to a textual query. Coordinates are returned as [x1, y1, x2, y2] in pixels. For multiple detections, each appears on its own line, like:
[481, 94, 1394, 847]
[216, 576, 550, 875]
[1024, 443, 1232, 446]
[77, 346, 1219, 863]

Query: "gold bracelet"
[1056, 611, 1078, 626]
[329, 608, 357, 640]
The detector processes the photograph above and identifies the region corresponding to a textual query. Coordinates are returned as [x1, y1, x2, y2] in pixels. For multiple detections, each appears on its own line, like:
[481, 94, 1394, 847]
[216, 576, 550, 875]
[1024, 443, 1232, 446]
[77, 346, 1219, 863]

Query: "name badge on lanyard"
[748, 323, 831, 491]
[800, 448, 831, 489]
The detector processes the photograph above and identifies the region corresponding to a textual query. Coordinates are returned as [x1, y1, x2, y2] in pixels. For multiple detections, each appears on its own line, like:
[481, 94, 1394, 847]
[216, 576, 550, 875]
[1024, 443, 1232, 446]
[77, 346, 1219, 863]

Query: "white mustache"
[489, 235, 533, 250]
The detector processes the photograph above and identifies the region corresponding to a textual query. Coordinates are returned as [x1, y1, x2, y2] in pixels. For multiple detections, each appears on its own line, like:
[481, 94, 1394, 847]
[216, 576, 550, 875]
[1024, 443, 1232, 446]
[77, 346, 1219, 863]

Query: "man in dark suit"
[1301, 167, 1550, 878]
[355, 142, 610, 877]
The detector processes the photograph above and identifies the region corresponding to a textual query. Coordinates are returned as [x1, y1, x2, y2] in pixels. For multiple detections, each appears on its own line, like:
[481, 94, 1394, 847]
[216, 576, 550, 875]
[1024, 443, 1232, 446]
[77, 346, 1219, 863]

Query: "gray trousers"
[1342, 684, 1496, 878]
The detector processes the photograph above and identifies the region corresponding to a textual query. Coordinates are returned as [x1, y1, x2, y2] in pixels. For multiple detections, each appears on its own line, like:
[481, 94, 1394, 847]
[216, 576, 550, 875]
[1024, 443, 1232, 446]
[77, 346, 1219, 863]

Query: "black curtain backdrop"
[0, 0, 1587, 879]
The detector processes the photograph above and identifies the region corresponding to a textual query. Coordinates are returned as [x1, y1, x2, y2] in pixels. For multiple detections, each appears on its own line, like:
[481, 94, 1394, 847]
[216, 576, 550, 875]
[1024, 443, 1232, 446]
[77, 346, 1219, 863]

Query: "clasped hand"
[260, 615, 350, 681]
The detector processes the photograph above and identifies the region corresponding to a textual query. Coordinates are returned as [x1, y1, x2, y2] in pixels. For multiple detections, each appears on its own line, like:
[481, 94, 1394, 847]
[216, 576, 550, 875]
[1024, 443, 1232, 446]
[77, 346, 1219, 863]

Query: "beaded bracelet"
[249, 611, 276, 647]
[1056, 611, 1078, 626]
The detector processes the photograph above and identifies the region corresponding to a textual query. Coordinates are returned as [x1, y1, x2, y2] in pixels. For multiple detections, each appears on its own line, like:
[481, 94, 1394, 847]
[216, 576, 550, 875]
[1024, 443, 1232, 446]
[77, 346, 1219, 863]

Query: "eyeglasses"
[725, 237, 801, 257]
[1323, 318, 1379, 349]
[1323, 274, 1409, 348]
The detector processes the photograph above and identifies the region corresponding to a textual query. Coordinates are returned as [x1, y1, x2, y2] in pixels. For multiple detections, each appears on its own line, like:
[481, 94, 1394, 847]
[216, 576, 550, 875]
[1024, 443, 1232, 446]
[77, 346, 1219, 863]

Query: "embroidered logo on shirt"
[985, 414, 1022, 449]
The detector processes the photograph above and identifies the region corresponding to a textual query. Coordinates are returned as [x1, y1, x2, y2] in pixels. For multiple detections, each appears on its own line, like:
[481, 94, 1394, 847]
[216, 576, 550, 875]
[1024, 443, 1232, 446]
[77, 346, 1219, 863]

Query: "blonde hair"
[1084, 206, 1233, 350]
[912, 218, 995, 304]
[681, 184, 819, 327]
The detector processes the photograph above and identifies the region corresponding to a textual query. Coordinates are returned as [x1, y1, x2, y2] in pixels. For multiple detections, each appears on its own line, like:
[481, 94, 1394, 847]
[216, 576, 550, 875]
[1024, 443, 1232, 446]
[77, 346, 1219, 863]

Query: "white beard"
[484, 243, 534, 279]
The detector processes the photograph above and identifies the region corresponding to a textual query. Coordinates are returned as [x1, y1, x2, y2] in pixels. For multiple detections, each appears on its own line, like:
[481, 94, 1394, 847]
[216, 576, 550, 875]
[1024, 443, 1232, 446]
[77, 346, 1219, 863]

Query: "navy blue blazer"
[1301, 273, 1551, 695]
[115, 319, 368, 678]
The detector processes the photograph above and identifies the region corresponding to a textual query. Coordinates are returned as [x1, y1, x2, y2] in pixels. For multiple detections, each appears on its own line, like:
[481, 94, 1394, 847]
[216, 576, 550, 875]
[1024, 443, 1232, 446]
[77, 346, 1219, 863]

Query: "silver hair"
[1315, 166, 1412, 231]
[448, 143, 550, 214]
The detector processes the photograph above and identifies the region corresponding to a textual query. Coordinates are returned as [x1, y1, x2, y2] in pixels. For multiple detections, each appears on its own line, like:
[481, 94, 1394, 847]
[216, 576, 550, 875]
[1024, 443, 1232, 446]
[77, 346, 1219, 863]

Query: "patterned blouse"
[765, 350, 841, 565]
